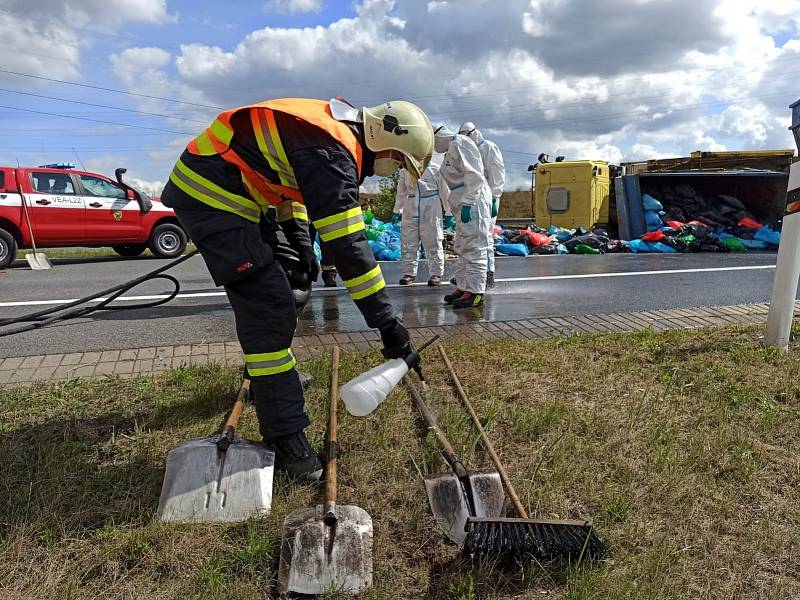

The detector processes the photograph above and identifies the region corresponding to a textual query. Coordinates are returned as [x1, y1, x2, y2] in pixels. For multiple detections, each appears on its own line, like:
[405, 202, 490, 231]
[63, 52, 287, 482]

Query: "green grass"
[13, 244, 196, 261]
[2, 326, 800, 598]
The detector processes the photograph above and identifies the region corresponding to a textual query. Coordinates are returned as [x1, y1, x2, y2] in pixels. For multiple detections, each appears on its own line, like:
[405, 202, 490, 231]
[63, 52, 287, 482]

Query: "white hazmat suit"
[434, 125, 491, 296]
[393, 164, 445, 280]
[459, 122, 505, 273]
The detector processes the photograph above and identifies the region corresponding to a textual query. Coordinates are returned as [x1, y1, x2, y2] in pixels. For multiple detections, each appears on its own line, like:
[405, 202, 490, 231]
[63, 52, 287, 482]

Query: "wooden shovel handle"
[438, 345, 529, 519]
[405, 375, 469, 479]
[324, 347, 340, 511]
[217, 378, 250, 452]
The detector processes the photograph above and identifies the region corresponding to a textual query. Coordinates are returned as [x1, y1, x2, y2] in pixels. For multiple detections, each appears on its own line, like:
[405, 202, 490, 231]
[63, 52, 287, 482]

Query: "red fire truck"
[0, 163, 187, 267]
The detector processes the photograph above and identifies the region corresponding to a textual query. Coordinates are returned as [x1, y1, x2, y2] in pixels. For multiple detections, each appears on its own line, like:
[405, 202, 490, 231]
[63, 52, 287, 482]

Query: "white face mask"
[374, 157, 402, 176]
[434, 133, 454, 153]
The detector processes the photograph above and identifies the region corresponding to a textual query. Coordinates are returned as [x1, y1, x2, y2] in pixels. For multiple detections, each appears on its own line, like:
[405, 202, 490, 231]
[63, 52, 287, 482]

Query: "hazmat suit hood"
[433, 124, 455, 153]
[458, 121, 484, 144]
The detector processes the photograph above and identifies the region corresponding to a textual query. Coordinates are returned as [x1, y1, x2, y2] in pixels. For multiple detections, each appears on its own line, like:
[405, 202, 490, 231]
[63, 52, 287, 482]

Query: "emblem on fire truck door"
[113, 210, 123, 222]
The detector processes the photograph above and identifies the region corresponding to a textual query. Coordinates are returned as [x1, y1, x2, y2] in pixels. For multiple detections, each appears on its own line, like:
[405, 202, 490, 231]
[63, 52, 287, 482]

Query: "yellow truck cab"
[535, 160, 611, 230]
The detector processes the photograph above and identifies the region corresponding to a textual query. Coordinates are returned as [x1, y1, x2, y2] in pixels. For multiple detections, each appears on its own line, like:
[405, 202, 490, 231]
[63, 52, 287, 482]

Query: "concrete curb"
[0, 302, 792, 386]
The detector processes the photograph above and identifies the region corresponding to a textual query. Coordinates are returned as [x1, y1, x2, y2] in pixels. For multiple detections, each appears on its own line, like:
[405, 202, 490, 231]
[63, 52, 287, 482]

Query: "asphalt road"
[0, 252, 781, 357]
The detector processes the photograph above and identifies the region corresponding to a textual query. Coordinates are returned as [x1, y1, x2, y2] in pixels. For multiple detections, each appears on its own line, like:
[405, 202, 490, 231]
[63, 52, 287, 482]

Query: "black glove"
[379, 318, 413, 360]
[298, 246, 321, 283]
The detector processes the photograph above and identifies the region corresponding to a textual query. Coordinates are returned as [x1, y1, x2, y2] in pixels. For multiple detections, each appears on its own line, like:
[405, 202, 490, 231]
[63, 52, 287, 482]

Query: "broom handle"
[405, 375, 469, 479]
[217, 378, 250, 451]
[323, 346, 340, 522]
[438, 345, 529, 519]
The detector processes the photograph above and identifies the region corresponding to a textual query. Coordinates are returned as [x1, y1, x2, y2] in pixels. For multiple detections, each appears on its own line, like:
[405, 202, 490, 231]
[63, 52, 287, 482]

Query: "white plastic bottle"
[340, 358, 409, 416]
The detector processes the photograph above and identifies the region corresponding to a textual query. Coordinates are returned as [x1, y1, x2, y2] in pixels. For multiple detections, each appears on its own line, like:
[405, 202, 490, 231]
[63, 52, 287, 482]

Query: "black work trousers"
[172, 204, 310, 440]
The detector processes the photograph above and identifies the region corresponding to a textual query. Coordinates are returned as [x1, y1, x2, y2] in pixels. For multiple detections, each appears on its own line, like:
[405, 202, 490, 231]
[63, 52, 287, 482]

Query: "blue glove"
[391, 212, 401, 224]
[443, 215, 456, 230]
[460, 204, 472, 224]
[491, 197, 499, 218]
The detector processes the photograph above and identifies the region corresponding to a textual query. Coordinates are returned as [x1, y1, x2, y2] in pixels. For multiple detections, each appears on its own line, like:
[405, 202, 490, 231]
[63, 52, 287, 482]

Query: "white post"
[765, 163, 800, 351]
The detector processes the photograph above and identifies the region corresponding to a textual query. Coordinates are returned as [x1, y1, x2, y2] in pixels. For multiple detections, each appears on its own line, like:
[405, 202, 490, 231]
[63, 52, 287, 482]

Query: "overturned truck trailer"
[615, 150, 794, 241]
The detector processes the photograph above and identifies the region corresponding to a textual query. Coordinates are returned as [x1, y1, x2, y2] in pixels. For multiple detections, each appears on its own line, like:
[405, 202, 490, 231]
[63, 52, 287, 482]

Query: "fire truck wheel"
[0, 228, 17, 268]
[149, 223, 187, 259]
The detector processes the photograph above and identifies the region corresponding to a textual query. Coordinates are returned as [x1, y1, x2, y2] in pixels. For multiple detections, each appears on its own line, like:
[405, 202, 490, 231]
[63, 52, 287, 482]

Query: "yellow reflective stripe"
[343, 265, 386, 300]
[252, 110, 298, 188]
[263, 110, 297, 186]
[275, 200, 293, 222]
[209, 118, 233, 146]
[291, 202, 308, 221]
[244, 349, 296, 376]
[313, 207, 365, 242]
[276, 200, 309, 223]
[193, 131, 216, 155]
[170, 159, 261, 222]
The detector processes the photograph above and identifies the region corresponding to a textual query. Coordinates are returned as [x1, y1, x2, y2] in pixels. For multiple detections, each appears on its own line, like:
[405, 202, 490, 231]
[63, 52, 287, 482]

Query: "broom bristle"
[464, 517, 607, 560]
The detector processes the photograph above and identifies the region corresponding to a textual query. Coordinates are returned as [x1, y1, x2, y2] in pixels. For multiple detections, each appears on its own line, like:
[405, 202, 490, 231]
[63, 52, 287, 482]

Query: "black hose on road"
[0, 250, 200, 337]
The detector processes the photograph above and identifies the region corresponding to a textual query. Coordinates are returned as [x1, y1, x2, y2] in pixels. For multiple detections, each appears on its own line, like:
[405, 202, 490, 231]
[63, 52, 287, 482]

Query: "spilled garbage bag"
[722, 237, 747, 252]
[738, 217, 764, 230]
[628, 239, 654, 253]
[754, 226, 781, 246]
[740, 239, 769, 250]
[532, 242, 559, 255]
[645, 210, 664, 231]
[642, 194, 663, 211]
[574, 244, 600, 255]
[642, 230, 666, 242]
[495, 243, 529, 256]
[368, 240, 401, 261]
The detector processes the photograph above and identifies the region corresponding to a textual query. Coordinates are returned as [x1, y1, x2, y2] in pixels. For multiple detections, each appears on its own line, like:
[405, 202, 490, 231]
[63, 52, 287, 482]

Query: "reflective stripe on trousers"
[244, 348, 296, 377]
[313, 207, 365, 242]
[342, 265, 386, 300]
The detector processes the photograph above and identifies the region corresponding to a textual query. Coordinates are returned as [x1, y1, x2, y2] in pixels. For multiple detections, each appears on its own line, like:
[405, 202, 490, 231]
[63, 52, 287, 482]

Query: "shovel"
[277, 346, 373, 595]
[14, 166, 51, 270]
[157, 378, 276, 523]
[405, 376, 505, 545]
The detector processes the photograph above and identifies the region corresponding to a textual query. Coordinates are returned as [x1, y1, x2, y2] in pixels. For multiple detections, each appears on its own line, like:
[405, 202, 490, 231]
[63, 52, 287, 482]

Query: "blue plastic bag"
[645, 210, 663, 231]
[557, 243, 569, 254]
[740, 238, 769, 250]
[495, 243, 529, 256]
[650, 242, 677, 253]
[642, 194, 663, 211]
[628, 239, 654, 253]
[313, 240, 322, 262]
[368, 240, 400, 261]
[754, 225, 781, 246]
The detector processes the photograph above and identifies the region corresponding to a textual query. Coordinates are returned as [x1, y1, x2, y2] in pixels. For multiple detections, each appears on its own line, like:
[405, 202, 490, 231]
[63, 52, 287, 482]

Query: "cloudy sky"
[1, 0, 798, 195]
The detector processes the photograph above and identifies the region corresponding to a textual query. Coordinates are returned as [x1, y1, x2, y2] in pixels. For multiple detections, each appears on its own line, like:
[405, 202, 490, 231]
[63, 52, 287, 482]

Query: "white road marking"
[0, 264, 776, 307]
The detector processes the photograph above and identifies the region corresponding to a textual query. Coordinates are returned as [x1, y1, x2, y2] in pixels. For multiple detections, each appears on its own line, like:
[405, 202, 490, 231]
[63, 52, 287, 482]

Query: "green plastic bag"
[574, 244, 600, 255]
[723, 237, 747, 252]
[364, 208, 374, 224]
[365, 227, 380, 241]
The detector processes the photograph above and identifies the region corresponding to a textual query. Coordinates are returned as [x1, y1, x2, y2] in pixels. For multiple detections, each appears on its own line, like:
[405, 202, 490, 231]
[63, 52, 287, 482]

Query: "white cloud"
[265, 0, 323, 13]
[0, 0, 173, 80]
[108, 0, 800, 188]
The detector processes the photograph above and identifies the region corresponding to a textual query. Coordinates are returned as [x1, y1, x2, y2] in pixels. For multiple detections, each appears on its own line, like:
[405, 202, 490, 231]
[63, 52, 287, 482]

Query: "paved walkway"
[0, 302, 791, 386]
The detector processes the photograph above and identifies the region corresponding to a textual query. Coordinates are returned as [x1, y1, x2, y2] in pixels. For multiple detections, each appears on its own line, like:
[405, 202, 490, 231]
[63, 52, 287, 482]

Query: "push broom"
[438, 345, 607, 561]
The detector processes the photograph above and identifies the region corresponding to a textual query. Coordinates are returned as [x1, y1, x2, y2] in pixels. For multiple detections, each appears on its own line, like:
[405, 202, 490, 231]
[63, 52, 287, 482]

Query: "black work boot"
[452, 291, 484, 308]
[268, 430, 324, 482]
[486, 271, 495, 289]
[444, 288, 465, 304]
[322, 270, 338, 287]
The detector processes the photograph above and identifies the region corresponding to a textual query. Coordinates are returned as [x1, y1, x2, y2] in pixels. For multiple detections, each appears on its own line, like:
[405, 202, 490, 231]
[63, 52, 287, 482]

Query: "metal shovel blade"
[25, 252, 52, 270]
[277, 504, 373, 595]
[157, 436, 274, 523]
[424, 468, 506, 544]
